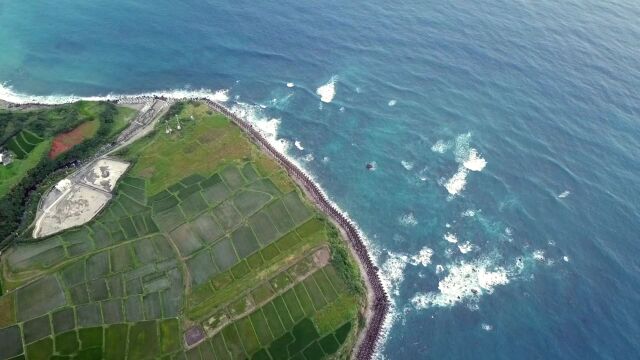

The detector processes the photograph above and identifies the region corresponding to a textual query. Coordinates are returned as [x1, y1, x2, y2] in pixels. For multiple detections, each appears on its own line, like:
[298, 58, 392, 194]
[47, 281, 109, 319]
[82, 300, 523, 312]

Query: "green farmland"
[0, 102, 364, 359]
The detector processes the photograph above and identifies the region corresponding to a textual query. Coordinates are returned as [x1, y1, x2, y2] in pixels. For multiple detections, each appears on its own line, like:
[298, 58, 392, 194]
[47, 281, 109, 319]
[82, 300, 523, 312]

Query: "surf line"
[198, 99, 389, 360]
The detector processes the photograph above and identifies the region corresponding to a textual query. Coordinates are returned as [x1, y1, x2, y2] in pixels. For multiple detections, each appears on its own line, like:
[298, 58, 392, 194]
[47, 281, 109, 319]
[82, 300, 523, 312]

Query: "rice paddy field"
[0, 102, 364, 359]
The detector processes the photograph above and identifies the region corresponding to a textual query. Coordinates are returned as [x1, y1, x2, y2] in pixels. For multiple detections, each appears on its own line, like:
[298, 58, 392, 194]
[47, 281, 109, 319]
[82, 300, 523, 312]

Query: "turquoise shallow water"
[1, 0, 640, 358]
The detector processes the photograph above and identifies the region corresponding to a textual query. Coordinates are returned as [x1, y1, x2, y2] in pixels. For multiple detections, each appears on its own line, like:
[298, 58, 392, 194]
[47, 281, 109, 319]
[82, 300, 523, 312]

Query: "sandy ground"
[79, 158, 130, 192]
[34, 184, 111, 238]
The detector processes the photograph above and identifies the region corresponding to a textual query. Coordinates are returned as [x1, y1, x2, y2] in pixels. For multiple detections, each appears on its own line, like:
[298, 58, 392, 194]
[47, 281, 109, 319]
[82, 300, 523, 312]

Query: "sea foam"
[441, 133, 487, 196]
[411, 258, 511, 310]
[316, 76, 337, 103]
[0, 83, 229, 105]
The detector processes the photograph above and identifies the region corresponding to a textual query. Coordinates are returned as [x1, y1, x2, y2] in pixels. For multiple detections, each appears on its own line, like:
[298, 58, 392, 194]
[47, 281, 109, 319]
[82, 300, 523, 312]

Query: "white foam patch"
[0, 83, 229, 104]
[322, 156, 330, 163]
[409, 247, 434, 267]
[286, 82, 295, 88]
[229, 102, 289, 154]
[388, 99, 397, 106]
[411, 258, 514, 310]
[435, 264, 445, 274]
[563, 256, 569, 262]
[431, 139, 451, 153]
[533, 250, 545, 262]
[316, 76, 337, 103]
[401, 160, 414, 170]
[444, 232, 459, 244]
[462, 148, 487, 171]
[398, 213, 418, 227]
[302, 153, 314, 162]
[294, 140, 304, 150]
[441, 133, 487, 196]
[558, 190, 570, 198]
[444, 166, 468, 195]
[462, 209, 477, 217]
[481, 323, 493, 331]
[458, 241, 477, 254]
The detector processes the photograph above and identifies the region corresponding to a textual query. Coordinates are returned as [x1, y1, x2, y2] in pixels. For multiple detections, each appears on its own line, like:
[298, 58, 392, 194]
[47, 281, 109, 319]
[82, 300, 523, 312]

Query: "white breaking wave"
[230, 102, 289, 154]
[401, 160, 414, 170]
[294, 140, 304, 150]
[441, 133, 487, 196]
[411, 257, 514, 310]
[481, 323, 493, 331]
[458, 241, 478, 254]
[463, 148, 487, 171]
[461, 209, 478, 217]
[301, 153, 314, 162]
[286, 82, 295, 88]
[388, 99, 397, 106]
[558, 190, 570, 198]
[316, 76, 337, 103]
[533, 250, 545, 262]
[0, 83, 229, 105]
[444, 232, 459, 244]
[398, 212, 418, 226]
[431, 139, 451, 153]
[409, 247, 434, 267]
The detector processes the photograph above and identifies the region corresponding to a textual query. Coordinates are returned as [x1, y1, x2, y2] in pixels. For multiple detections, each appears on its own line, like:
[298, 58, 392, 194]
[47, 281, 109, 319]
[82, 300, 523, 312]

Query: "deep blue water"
[2, 0, 640, 358]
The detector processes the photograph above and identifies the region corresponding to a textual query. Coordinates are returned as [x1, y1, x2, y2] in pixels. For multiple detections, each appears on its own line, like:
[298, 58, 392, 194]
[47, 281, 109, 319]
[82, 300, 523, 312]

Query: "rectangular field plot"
[261, 302, 285, 338]
[160, 318, 181, 354]
[248, 211, 281, 246]
[52, 307, 76, 334]
[282, 191, 313, 224]
[201, 174, 231, 206]
[153, 206, 187, 233]
[241, 163, 260, 183]
[232, 190, 272, 217]
[210, 237, 239, 272]
[231, 225, 261, 259]
[264, 199, 296, 234]
[212, 201, 243, 231]
[105, 324, 128, 360]
[272, 296, 294, 329]
[121, 175, 146, 189]
[16, 275, 66, 322]
[302, 277, 327, 311]
[152, 194, 180, 213]
[119, 183, 147, 204]
[247, 178, 282, 196]
[90, 222, 115, 249]
[220, 166, 246, 190]
[23, 314, 51, 344]
[101, 299, 124, 324]
[249, 310, 274, 346]
[170, 223, 205, 257]
[192, 213, 224, 245]
[312, 270, 338, 302]
[110, 244, 135, 273]
[293, 283, 316, 316]
[181, 192, 209, 219]
[236, 316, 261, 355]
[180, 174, 206, 187]
[128, 321, 160, 359]
[211, 334, 232, 360]
[282, 289, 305, 323]
[221, 324, 246, 359]
[187, 250, 219, 285]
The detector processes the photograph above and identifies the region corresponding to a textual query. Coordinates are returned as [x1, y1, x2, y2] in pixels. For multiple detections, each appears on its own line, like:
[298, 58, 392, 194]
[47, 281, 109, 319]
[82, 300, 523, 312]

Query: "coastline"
[0, 95, 389, 359]
[200, 99, 389, 360]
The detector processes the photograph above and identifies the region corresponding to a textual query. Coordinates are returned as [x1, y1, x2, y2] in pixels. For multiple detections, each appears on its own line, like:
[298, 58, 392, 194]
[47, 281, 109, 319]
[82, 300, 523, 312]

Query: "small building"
[0, 148, 13, 166]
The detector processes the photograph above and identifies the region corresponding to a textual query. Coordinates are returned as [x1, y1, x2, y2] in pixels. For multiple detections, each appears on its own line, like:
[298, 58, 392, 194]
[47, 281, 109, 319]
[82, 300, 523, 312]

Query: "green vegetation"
[0, 101, 136, 244]
[0, 102, 363, 359]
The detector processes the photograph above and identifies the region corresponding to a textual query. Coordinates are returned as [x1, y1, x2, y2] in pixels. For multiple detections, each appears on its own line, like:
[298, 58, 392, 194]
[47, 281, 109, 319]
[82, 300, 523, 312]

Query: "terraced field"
[0, 102, 364, 359]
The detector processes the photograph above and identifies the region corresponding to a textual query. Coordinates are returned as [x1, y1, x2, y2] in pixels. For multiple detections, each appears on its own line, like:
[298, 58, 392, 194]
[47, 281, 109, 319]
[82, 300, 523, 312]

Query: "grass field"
[0, 101, 363, 359]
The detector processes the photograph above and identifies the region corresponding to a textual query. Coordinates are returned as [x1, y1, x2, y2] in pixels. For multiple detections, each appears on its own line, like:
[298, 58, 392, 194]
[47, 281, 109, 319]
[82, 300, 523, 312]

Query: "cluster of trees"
[0, 102, 119, 248]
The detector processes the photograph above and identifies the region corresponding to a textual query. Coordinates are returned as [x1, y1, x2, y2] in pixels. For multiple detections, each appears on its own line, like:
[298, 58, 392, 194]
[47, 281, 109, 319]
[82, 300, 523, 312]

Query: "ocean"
[1, 0, 640, 358]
